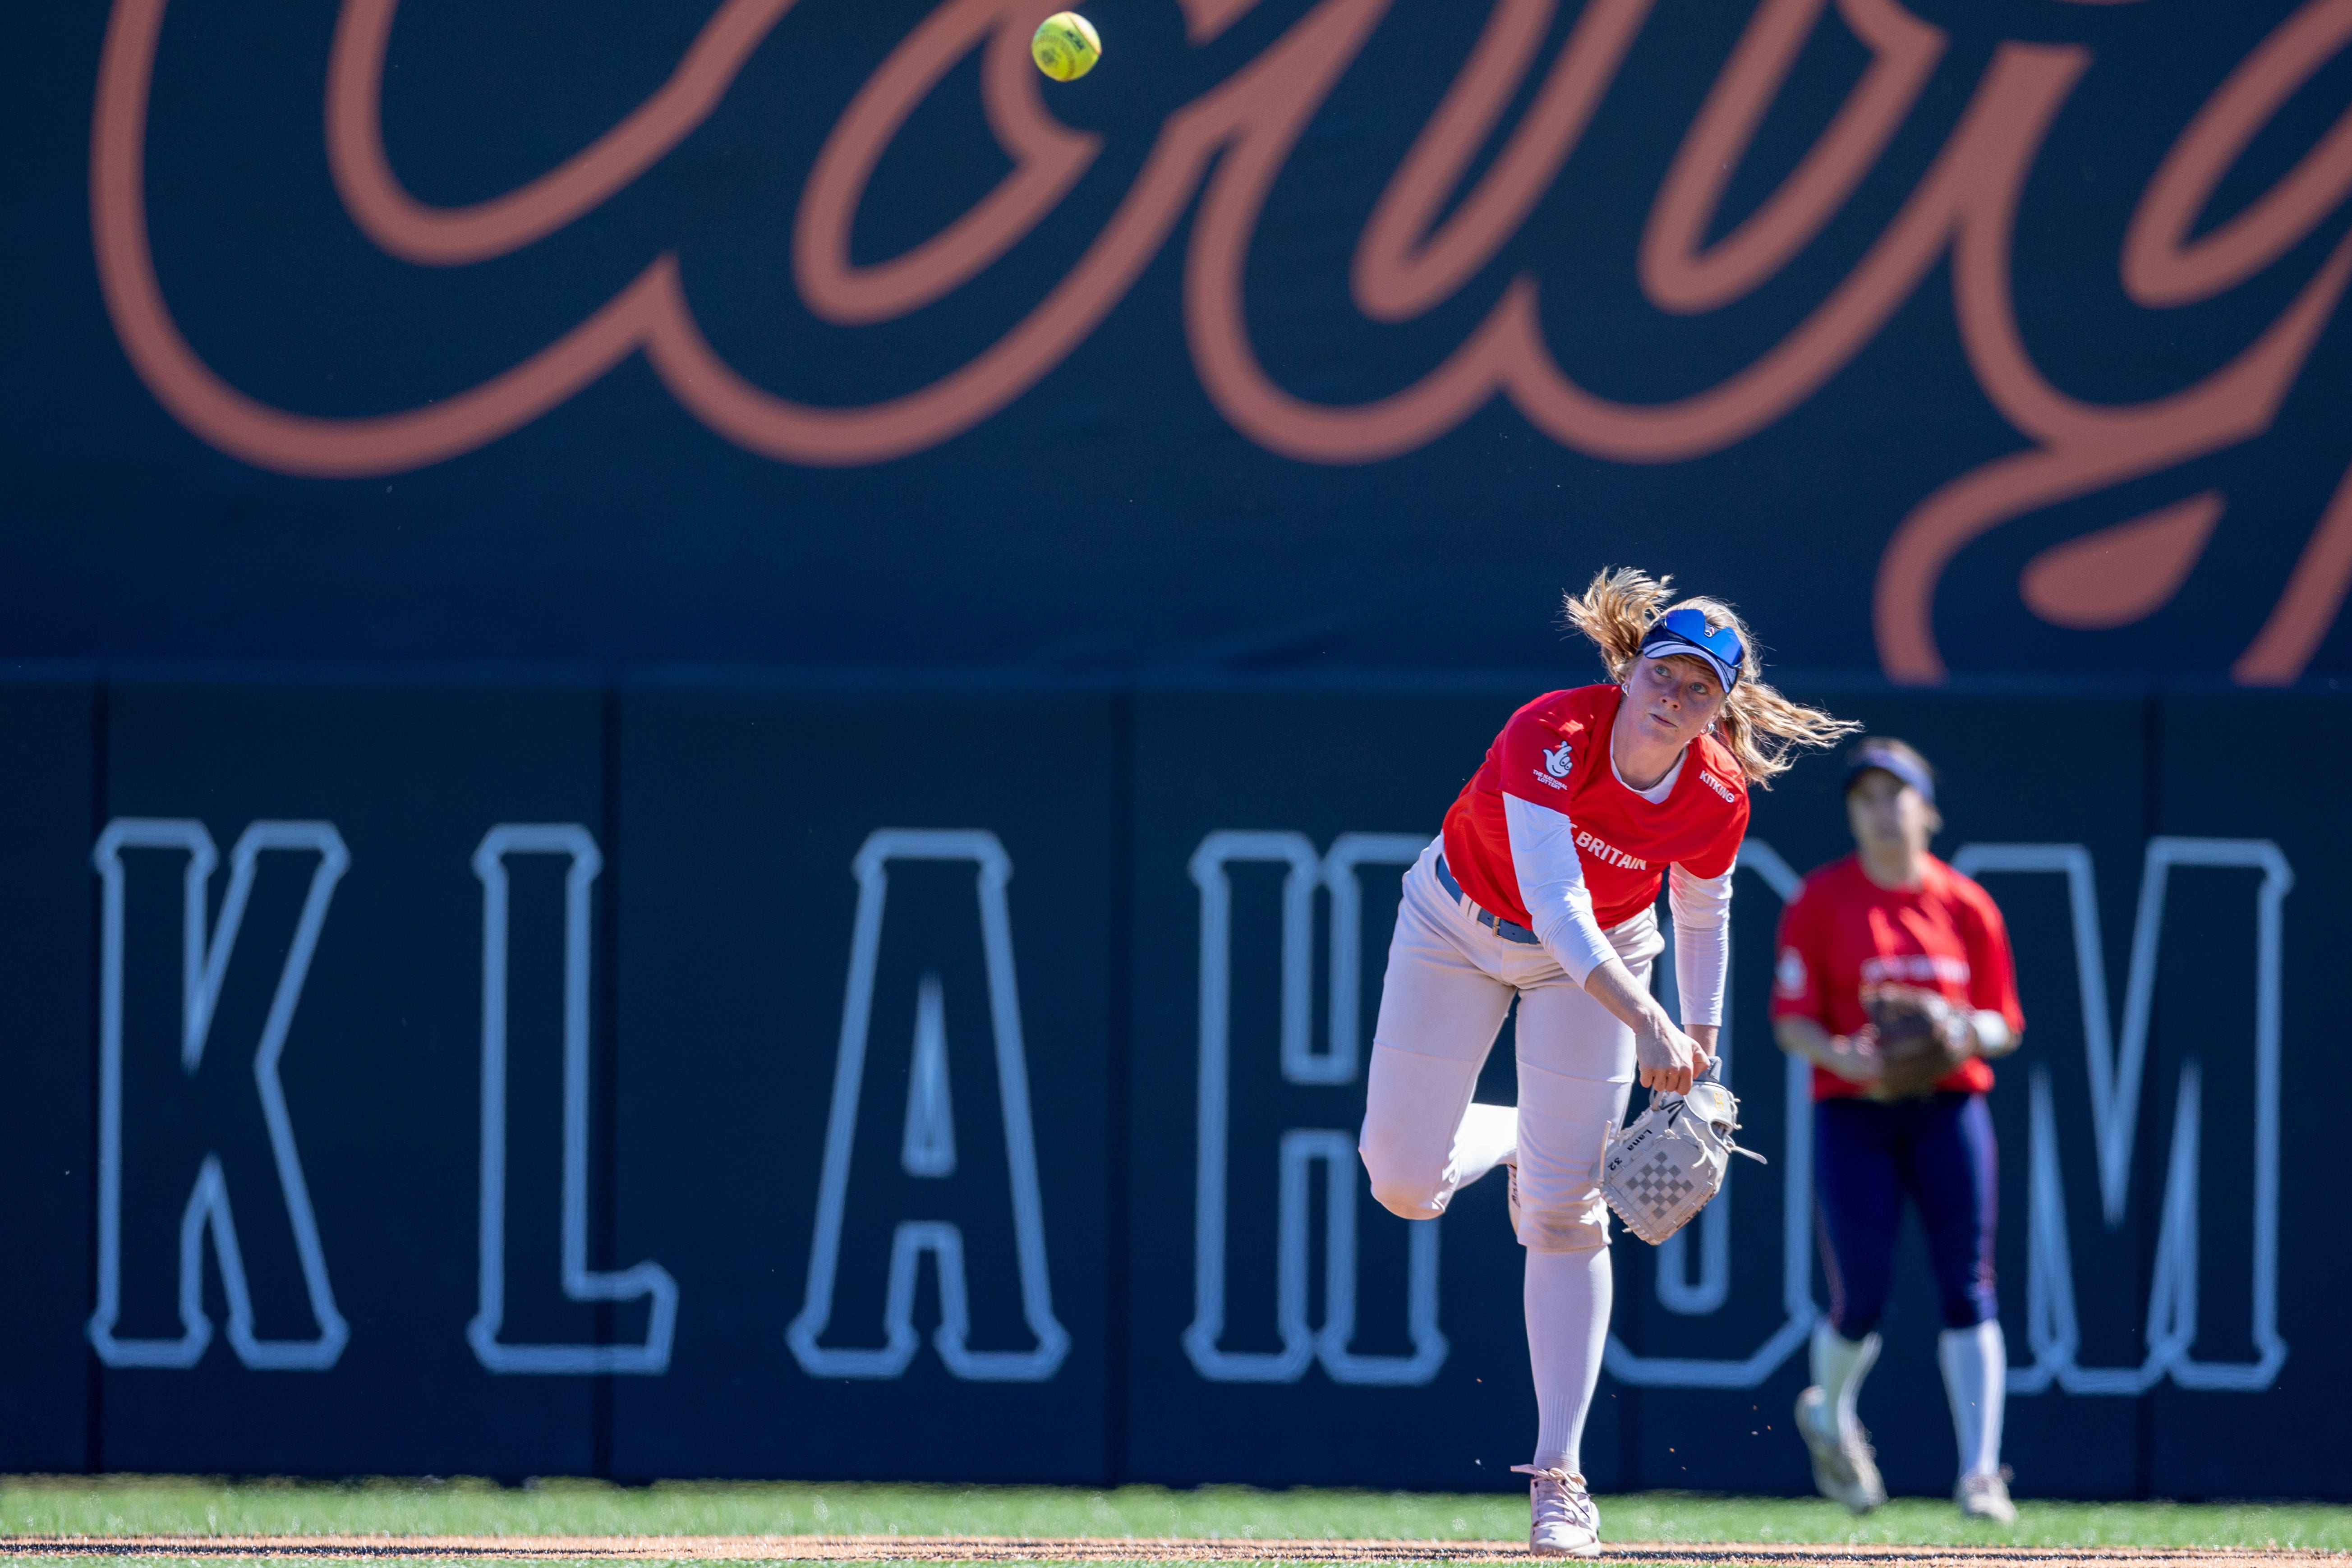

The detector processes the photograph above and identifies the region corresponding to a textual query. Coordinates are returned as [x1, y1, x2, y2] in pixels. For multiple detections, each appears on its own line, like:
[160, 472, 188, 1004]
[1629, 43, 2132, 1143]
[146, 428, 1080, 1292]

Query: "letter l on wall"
[468, 824, 677, 1374]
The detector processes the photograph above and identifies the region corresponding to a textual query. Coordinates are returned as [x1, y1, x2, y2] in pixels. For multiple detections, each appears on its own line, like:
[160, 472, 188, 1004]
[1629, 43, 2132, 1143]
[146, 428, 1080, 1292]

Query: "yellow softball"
[1031, 11, 1101, 82]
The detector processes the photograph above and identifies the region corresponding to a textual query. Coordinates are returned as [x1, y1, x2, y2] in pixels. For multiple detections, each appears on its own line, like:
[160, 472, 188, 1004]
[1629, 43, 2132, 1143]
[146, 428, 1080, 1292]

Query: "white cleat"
[1511, 1465, 1600, 1558]
[1957, 1469, 2018, 1525]
[1795, 1385, 1886, 1515]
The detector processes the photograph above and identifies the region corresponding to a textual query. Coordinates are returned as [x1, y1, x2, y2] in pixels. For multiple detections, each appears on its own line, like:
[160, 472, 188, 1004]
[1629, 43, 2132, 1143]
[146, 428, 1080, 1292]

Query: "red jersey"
[1441, 685, 1749, 930]
[1769, 853, 2025, 1101]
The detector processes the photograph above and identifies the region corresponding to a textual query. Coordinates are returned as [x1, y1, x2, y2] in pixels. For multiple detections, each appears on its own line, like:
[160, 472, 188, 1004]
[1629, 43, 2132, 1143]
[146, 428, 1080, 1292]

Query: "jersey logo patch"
[1542, 740, 1574, 779]
[1775, 947, 1807, 999]
[1699, 769, 1738, 804]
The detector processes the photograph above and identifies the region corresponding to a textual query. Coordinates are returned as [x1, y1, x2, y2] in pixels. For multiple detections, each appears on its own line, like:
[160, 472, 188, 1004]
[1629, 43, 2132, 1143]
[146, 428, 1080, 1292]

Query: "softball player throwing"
[1771, 738, 2025, 1523]
[1358, 568, 1855, 1556]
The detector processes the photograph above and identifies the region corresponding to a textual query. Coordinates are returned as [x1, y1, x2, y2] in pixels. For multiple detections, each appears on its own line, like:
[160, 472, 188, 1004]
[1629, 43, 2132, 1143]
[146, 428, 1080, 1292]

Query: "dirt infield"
[1, 1538, 2341, 1566]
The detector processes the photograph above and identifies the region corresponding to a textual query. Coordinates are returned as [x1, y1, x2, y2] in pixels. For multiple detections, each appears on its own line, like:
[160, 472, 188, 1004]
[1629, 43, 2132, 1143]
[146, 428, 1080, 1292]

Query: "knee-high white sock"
[1525, 1247, 1611, 1476]
[1454, 1102, 1519, 1188]
[1938, 1320, 2007, 1480]
[1810, 1320, 1881, 1441]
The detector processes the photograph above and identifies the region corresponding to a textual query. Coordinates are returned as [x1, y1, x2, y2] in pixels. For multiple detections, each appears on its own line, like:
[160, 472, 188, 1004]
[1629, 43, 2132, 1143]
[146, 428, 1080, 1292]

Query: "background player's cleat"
[1510, 1466, 1600, 1557]
[1795, 1385, 1887, 1514]
[1956, 1469, 2017, 1524]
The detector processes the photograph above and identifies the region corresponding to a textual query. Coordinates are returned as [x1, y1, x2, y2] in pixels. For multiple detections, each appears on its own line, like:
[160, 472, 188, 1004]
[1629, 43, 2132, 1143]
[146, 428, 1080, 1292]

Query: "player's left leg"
[1360, 849, 1521, 1220]
[1804, 1099, 1901, 1513]
[1503, 970, 1640, 1558]
[1904, 1090, 2015, 1523]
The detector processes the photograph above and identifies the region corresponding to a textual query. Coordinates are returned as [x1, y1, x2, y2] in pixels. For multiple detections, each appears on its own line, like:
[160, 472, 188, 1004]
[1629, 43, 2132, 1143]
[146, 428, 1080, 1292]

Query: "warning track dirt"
[1, 1539, 2342, 1566]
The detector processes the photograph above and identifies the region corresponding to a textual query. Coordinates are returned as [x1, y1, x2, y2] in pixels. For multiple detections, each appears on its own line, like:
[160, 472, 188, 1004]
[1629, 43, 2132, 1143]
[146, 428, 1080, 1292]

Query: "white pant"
[1360, 840, 1657, 1253]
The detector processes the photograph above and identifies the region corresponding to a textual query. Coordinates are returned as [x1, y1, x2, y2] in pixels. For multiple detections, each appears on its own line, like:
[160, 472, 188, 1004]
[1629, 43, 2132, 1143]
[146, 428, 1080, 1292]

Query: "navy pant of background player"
[1814, 1092, 1998, 1336]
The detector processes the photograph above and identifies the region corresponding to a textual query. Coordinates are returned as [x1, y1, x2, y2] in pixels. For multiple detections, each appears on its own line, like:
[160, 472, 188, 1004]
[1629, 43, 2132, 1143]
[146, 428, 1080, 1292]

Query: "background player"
[1358, 568, 1855, 1556]
[1771, 738, 2025, 1522]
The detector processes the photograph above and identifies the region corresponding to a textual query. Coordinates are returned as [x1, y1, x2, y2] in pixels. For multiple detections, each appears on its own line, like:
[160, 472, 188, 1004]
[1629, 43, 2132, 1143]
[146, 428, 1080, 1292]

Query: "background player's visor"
[1637, 606, 1744, 692]
[1844, 741, 1936, 804]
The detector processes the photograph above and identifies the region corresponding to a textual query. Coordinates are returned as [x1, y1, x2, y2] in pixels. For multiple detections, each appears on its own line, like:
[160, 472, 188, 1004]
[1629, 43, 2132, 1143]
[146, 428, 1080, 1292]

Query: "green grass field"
[1, 1476, 2348, 1563]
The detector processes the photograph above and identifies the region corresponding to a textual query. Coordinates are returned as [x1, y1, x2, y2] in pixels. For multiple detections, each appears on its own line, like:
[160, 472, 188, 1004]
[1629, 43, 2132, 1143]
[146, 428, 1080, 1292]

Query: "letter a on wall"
[787, 830, 1068, 1381]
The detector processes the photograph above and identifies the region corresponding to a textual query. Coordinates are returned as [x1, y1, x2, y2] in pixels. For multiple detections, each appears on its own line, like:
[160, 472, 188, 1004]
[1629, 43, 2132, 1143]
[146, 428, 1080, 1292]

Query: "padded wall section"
[91, 678, 605, 1474]
[1123, 687, 1555, 1489]
[0, 674, 95, 1469]
[2145, 691, 2351, 1498]
[608, 683, 1115, 1482]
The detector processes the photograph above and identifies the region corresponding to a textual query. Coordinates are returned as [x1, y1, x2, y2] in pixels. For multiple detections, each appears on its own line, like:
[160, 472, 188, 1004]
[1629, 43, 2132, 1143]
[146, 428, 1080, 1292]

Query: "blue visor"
[1638, 605, 1744, 690]
[1845, 741, 1935, 805]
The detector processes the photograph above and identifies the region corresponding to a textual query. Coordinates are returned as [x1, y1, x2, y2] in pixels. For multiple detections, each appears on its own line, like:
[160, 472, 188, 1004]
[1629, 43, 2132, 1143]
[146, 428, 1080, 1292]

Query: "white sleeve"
[1668, 862, 1734, 1027]
[1502, 794, 1619, 983]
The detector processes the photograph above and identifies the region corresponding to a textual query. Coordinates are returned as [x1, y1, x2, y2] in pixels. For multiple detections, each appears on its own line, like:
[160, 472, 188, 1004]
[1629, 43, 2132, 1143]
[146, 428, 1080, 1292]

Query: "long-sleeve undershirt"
[1503, 793, 1618, 981]
[1503, 792, 1734, 1025]
[1667, 861, 1733, 1027]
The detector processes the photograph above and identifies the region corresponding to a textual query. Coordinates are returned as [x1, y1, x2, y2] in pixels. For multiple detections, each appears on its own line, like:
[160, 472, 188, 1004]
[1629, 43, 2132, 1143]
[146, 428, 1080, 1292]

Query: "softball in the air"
[1031, 11, 1101, 81]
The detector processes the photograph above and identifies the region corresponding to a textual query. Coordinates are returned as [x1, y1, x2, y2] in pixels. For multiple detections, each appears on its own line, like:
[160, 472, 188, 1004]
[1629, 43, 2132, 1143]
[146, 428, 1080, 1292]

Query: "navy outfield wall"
[0, 667, 2344, 1497]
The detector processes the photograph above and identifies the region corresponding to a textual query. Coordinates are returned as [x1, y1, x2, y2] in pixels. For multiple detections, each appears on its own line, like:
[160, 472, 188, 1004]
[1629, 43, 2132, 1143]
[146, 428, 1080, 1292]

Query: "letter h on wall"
[1183, 830, 1446, 1386]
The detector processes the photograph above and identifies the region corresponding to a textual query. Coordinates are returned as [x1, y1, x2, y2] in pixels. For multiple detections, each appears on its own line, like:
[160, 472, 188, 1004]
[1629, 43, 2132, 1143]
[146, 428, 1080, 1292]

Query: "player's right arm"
[1768, 882, 1883, 1086]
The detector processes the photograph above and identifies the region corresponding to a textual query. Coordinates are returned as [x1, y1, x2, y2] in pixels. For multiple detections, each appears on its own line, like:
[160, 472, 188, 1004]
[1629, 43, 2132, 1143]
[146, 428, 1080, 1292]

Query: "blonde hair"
[1561, 566, 1859, 787]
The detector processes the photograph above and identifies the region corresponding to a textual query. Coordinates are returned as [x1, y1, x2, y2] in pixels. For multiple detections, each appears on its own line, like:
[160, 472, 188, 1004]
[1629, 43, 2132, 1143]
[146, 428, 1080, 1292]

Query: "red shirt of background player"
[1441, 684, 1749, 928]
[1768, 853, 2025, 1101]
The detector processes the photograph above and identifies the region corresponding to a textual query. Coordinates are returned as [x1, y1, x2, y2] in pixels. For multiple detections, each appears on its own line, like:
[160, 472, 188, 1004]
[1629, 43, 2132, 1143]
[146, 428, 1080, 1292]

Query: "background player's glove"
[1862, 984, 1972, 1099]
[1600, 1080, 1765, 1246]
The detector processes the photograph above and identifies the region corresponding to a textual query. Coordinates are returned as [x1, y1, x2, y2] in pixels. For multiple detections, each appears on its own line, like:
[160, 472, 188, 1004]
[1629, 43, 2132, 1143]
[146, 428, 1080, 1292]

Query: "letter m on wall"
[88, 820, 350, 1370]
